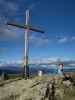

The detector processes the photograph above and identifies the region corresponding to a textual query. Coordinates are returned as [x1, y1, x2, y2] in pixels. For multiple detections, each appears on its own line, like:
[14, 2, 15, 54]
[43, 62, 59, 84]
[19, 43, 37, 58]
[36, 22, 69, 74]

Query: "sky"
[0, 0, 75, 63]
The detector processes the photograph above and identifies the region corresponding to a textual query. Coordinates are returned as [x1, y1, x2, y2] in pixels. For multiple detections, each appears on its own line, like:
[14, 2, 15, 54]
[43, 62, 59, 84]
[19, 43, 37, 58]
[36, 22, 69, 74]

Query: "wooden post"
[24, 9, 30, 79]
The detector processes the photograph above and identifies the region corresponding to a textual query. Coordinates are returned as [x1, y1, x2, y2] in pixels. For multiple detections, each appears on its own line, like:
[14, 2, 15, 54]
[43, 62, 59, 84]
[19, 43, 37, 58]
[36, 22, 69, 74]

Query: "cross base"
[23, 65, 30, 79]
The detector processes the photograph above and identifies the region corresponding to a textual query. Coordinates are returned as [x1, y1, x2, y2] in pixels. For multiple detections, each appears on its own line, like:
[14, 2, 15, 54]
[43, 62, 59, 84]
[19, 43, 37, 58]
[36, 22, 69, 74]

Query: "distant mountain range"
[0, 64, 75, 75]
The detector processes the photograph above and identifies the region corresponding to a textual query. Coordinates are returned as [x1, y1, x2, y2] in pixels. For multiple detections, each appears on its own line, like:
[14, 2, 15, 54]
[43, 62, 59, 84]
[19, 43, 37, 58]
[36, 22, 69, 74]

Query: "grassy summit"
[0, 75, 75, 100]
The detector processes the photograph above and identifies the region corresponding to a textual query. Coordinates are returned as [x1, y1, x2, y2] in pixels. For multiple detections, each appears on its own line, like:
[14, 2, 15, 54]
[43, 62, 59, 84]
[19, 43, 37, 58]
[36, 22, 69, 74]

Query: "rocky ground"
[0, 75, 75, 100]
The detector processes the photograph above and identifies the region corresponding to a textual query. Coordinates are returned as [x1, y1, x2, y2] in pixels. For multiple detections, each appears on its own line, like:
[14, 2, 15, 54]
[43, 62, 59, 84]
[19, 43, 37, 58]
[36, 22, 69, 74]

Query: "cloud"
[0, 0, 19, 17]
[72, 36, 75, 40]
[58, 37, 68, 43]
[0, 56, 75, 68]
[29, 34, 75, 46]
[6, 60, 23, 65]
[1, 57, 75, 66]
[29, 34, 49, 46]
[0, 0, 20, 41]
[56, 36, 75, 44]
[0, 0, 75, 46]
[28, 0, 41, 10]
[30, 57, 75, 66]
[0, 26, 20, 42]
[0, 0, 43, 42]
[0, 59, 23, 67]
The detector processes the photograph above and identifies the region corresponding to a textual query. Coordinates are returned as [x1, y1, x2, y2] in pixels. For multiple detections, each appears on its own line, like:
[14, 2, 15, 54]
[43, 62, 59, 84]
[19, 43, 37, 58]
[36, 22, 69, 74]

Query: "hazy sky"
[0, 0, 75, 62]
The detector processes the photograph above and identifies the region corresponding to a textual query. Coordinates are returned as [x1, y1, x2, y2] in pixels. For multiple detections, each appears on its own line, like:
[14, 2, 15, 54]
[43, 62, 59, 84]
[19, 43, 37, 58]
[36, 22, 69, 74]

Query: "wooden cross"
[7, 9, 45, 79]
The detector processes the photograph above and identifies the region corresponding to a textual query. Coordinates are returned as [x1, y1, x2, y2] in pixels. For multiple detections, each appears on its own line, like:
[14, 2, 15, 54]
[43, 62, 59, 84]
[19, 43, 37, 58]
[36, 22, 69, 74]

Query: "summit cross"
[7, 9, 45, 79]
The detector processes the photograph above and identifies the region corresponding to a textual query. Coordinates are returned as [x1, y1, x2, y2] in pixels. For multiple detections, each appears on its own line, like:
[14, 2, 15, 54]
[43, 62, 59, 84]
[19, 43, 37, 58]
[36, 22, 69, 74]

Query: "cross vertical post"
[24, 9, 30, 79]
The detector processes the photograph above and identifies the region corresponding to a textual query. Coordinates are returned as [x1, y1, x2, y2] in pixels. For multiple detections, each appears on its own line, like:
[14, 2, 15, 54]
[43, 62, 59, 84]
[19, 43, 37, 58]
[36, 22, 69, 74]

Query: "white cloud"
[29, 34, 49, 46]
[0, 57, 75, 67]
[29, 34, 75, 46]
[0, 59, 23, 67]
[30, 57, 75, 65]
[56, 36, 75, 44]
[72, 36, 75, 40]
[58, 37, 68, 43]
[0, 26, 20, 42]
[0, 0, 20, 41]
[6, 60, 23, 65]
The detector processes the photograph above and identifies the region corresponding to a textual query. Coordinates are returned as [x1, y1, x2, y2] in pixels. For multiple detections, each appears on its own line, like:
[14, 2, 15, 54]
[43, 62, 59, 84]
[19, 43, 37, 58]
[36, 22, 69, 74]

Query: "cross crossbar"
[7, 22, 44, 33]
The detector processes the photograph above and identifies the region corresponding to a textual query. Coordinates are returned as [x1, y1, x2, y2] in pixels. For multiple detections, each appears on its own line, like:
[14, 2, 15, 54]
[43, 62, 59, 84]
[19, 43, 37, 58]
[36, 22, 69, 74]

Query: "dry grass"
[0, 75, 75, 100]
